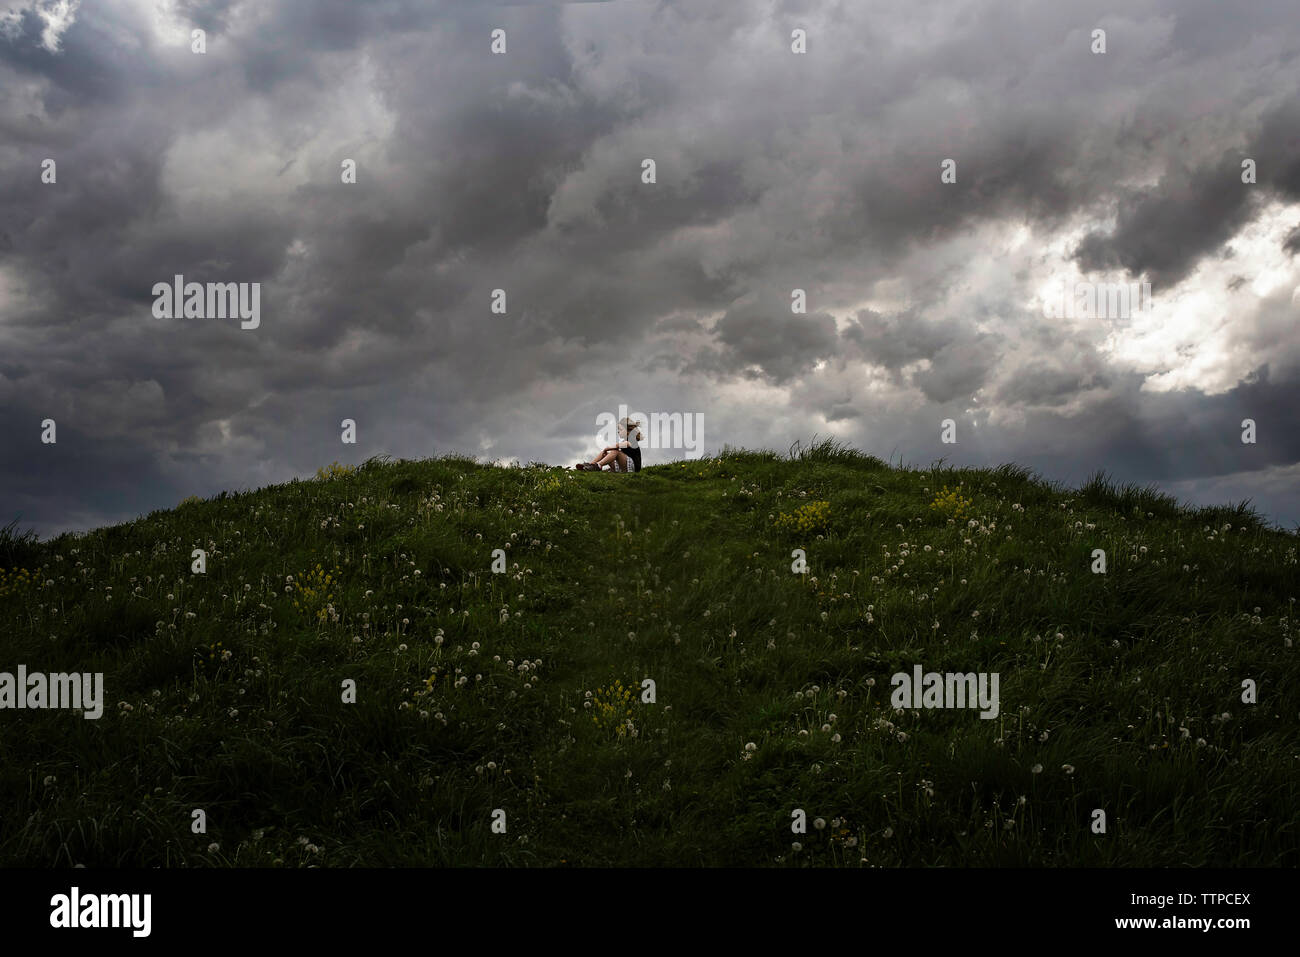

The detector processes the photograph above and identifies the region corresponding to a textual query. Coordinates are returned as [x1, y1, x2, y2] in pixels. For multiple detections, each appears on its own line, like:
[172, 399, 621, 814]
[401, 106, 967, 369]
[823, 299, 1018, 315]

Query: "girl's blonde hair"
[620, 417, 643, 438]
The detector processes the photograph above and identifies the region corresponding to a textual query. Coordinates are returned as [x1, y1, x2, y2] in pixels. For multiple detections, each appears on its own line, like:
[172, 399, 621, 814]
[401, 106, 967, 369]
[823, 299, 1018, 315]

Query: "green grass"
[1, 441, 1297, 866]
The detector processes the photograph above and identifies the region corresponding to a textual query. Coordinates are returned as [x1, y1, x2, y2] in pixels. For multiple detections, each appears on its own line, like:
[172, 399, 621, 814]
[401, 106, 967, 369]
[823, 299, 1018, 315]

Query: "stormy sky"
[2, 0, 1299, 538]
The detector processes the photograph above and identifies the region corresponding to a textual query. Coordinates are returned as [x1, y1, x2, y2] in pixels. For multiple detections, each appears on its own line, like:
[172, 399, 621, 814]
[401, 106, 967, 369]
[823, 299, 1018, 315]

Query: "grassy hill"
[1, 440, 1296, 866]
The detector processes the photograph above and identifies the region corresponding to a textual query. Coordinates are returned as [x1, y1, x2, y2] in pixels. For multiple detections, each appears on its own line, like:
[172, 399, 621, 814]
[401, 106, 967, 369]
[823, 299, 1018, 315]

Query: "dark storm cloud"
[843, 309, 967, 370]
[994, 360, 1110, 408]
[1283, 225, 1300, 257]
[841, 308, 1004, 404]
[1, 0, 1299, 536]
[1071, 155, 1260, 291]
[688, 302, 839, 384]
[1073, 98, 1300, 290]
[978, 374, 1300, 532]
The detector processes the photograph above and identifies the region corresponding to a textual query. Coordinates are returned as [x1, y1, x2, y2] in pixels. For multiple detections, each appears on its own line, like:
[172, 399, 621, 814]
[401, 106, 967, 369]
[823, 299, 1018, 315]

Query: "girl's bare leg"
[614, 451, 629, 472]
[595, 450, 619, 468]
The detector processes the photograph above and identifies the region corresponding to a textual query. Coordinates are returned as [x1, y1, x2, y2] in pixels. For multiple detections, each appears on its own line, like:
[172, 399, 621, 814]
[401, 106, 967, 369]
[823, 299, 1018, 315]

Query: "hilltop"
[0, 441, 1296, 866]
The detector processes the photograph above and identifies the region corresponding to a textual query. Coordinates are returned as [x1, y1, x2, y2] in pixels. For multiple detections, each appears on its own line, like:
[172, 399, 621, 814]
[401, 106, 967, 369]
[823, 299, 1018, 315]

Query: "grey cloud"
[689, 303, 839, 385]
[1072, 155, 1261, 291]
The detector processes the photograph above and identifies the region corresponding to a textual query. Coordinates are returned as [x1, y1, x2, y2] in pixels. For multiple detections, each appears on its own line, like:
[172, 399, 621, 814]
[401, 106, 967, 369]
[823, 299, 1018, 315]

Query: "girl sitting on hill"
[577, 417, 643, 472]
